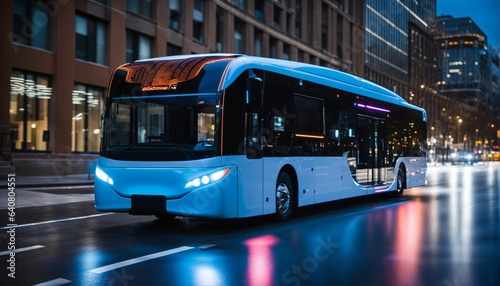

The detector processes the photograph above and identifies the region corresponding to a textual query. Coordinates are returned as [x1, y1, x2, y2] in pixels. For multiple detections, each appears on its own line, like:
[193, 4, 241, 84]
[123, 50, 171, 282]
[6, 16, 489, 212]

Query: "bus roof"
[135, 54, 426, 119]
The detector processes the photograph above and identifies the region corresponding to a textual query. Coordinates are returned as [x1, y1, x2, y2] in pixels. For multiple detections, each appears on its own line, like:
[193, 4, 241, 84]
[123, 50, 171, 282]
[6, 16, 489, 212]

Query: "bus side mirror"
[246, 75, 263, 109]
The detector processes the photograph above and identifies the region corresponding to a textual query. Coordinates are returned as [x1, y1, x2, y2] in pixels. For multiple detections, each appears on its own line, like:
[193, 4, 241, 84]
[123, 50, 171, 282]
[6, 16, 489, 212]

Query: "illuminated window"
[10, 70, 51, 151]
[72, 84, 105, 153]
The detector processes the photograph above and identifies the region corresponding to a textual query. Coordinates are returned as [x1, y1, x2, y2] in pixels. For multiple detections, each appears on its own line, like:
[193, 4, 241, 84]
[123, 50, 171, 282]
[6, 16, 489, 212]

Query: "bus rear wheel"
[275, 172, 294, 221]
[393, 167, 405, 197]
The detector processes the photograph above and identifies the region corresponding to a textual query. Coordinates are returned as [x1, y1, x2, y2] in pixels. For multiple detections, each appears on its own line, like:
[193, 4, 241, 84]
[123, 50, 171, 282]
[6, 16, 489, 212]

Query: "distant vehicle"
[459, 152, 479, 165]
[94, 54, 427, 221]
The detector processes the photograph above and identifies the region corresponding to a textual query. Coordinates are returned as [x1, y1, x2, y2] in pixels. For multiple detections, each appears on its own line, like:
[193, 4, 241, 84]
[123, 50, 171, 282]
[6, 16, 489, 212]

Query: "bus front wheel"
[275, 172, 294, 221]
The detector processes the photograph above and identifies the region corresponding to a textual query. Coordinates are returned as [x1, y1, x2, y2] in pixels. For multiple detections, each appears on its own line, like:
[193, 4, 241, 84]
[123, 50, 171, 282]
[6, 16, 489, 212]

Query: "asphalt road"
[1, 163, 499, 285]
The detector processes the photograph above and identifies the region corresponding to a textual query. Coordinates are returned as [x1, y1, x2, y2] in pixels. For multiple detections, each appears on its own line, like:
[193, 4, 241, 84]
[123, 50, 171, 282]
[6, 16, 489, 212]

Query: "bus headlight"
[96, 165, 114, 185]
[185, 168, 230, 189]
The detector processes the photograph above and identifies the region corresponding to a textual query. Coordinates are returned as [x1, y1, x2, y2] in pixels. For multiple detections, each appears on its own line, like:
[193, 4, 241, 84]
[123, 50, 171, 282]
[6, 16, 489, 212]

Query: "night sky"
[437, 0, 500, 50]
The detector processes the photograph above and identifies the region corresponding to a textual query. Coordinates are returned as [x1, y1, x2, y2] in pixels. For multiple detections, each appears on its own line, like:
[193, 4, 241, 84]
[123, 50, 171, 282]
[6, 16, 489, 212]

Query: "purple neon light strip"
[357, 103, 390, 113]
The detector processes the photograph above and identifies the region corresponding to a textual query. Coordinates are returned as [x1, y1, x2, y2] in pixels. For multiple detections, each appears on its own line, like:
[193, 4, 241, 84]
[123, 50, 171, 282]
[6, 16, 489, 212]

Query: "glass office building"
[365, 0, 436, 97]
[436, 16, 488, 107]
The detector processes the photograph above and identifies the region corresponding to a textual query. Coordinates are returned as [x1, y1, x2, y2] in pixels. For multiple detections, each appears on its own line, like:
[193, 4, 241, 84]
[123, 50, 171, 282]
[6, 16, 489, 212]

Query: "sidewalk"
[1, 173, 95, 209]
[2, 173, 95, 188]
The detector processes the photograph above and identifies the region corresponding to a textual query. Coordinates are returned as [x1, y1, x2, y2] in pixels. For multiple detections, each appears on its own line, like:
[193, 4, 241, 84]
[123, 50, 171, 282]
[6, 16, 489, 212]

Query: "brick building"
[0, 0, 365, 175]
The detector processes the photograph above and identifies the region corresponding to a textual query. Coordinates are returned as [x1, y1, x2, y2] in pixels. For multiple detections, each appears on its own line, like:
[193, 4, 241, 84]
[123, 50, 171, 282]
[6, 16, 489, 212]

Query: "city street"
[2, 163, 499, 285]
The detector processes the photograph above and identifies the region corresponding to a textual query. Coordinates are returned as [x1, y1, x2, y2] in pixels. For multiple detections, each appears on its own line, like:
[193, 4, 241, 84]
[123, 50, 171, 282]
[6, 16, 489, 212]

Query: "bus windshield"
[100, 56, 233, 161]
[101, 93, 220, 161]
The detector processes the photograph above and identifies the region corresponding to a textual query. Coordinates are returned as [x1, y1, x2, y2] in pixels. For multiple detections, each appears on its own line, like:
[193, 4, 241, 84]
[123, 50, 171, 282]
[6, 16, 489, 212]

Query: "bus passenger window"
[273, 116, 285, 131]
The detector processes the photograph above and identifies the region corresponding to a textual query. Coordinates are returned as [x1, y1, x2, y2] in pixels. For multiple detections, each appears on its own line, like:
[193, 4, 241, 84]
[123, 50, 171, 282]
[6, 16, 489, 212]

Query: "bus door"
[241, 73, 268, 216]
[357, 115, 387, 186]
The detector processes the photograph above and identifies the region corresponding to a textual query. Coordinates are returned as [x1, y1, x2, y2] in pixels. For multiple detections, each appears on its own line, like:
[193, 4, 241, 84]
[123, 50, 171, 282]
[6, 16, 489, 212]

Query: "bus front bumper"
[94, 167, 238, 219]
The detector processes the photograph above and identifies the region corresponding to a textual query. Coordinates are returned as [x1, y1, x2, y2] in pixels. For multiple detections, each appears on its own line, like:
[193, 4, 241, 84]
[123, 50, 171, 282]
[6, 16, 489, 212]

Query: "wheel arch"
[397, 162, 407, 189]
[279, 164, 298, 207]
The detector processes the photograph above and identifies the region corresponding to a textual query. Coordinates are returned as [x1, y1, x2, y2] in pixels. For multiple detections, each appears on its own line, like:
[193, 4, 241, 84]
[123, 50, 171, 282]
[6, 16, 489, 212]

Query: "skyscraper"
[364, 0, 436, 98]
[436, 16, 489, 108]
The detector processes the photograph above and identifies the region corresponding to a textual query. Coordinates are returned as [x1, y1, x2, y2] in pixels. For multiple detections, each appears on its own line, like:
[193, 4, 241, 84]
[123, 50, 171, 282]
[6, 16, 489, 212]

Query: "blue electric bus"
[95, 54, 427, 221]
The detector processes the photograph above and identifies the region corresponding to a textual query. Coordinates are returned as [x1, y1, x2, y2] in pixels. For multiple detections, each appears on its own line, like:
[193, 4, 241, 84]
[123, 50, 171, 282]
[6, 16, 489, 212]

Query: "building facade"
[436, 16, 489, 107]
[436, 16, 499, 156]
[364, 0, 436, 99]
[364, 1, 500, 161]
[0, 0, 365, 175]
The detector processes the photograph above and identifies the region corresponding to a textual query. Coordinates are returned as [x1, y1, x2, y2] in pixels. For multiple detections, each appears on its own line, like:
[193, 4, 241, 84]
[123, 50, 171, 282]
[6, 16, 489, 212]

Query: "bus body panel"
[95, 156, 241, 218]
[95, 179, 130, 212]
[314, 157, 342, 203]
[96, 54, 427, 220]
[399, 157, 427, 188]
[221, 155, 265, 218]
[95, 164, 239, 218]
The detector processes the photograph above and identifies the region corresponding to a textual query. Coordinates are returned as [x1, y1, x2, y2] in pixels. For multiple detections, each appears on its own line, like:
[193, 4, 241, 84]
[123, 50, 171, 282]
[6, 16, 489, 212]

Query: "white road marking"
[34, 278, 71, 286]
[0, 213, 113, 229]
[0, 245, 45, 256]
[89, 246, 195, 274]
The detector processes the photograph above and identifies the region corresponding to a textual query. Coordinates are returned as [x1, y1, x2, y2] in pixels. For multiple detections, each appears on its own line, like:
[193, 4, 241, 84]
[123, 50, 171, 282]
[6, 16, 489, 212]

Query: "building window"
[283, 44, 290, 60]
[75, 14, 106, 65]
[254, 29, 263, 57]
[234, 19, 245, 54]
[298, 50, 304, 62]
[274, 6, 282, 29]
[10, 70, 51, 152]
[337, 15, 343, 59]
[127, 0, 153, 19]
[12, 0, 51, 50]
[193, 0, 205, 43]
[255, 0, 264, 20]
[229, 0, 246, 10]
[126, 30, 151, 63]
[216, 7, 226, 52]
[169, 0, 181, 31]
[295, 0, 302, 38]
[321, 3, 328, 51]
[72, 84, 105, 153]
[270, 37, 278, 58]
[167, 43, 182, 55]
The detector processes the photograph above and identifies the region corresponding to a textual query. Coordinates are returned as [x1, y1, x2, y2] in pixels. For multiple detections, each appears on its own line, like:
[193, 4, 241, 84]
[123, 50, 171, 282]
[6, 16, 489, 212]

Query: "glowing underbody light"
[185, 168, 231, 188]
[357, 103, 390, 113]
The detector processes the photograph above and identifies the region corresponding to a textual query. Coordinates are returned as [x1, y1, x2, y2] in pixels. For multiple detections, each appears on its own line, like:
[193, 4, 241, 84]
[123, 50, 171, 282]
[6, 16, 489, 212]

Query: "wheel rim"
[397, 172, 403, 194]
[276, 183, 291, 215]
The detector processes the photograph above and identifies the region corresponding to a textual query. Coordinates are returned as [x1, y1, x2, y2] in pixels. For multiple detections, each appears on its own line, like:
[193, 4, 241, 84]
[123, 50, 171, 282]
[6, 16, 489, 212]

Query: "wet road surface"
[2, 163, 499, 285]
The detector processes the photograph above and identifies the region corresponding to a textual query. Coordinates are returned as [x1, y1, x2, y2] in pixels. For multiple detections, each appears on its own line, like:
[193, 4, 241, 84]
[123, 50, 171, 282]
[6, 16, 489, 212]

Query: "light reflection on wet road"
[10, 163, 500, 285]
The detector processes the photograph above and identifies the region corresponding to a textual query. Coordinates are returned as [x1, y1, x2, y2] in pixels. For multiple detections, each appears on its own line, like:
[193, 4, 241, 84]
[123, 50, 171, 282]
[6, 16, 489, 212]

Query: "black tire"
[393, 167, 405, 197]
[275, 172, 294, 221]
